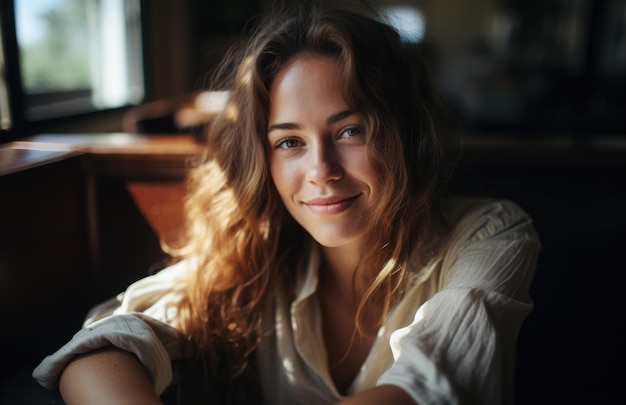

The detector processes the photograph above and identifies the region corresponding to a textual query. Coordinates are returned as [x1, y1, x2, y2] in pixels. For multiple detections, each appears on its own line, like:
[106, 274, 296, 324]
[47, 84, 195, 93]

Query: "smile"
[302, 194, 361, 215]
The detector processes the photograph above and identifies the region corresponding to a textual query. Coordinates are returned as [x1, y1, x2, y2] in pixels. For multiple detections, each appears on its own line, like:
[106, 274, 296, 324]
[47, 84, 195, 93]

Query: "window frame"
[0, 0, 146, 143]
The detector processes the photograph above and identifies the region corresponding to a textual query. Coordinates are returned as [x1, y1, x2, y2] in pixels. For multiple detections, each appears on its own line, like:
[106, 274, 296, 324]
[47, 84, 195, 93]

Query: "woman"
[33, 1, 540, 404]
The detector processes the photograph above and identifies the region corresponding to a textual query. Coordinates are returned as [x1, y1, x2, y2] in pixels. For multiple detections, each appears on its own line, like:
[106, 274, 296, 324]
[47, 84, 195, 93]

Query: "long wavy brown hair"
[171, 1, 450, 402]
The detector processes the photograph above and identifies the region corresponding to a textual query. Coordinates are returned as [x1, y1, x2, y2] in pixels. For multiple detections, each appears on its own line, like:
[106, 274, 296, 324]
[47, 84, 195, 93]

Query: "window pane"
[0, 15, 12, 130]
[15, 0, 144, 120]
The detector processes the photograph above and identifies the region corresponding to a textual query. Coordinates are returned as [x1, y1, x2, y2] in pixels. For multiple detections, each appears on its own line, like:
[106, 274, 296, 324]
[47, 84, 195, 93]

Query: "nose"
[306, 140, 342, 184]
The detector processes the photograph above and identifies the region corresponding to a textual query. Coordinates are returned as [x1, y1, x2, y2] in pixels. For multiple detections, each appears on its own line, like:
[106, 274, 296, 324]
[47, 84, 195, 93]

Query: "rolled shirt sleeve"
[32, 260, 190, 396]
[32, 314, 181, 395]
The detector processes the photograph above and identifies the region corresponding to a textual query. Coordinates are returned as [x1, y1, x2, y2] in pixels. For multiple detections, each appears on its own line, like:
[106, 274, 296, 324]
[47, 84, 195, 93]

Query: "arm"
[35, 263, 190, 394]
[338, 385, 416, 405]
[59, 348, 163, 405]
[376, 200, 540, 404]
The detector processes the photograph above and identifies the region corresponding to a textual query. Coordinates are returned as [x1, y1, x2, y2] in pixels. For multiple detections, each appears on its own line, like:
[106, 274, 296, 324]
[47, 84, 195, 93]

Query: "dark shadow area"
[451, 165, 626, 404]
[0, 156, 169, 404]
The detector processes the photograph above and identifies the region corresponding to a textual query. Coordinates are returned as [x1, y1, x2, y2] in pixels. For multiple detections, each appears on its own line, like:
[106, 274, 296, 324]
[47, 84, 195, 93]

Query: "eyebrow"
[267, 109, 356, 133]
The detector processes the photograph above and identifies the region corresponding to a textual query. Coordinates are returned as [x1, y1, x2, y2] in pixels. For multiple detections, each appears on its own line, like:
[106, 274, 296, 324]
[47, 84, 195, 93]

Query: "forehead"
[268, 54, 350, 121]
[272, 53, 343, 89]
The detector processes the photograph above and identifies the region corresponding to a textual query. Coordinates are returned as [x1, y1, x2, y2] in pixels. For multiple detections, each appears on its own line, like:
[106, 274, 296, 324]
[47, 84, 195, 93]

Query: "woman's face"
[267, 53, 379, 250]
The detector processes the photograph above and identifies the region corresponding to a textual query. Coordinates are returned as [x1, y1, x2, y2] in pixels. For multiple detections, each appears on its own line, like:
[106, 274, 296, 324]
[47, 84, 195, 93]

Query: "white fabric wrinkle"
[32, 314, 177, 395]
[380, 289, 501, 404]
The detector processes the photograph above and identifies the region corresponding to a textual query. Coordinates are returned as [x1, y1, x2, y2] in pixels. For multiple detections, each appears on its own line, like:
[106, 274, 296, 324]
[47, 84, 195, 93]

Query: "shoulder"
[431, 197, 540, 298]
[85, 259, 192, 327]
[437, 197, 539, 247]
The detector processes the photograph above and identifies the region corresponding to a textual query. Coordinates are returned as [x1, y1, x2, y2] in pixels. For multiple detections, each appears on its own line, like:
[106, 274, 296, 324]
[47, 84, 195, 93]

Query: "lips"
[302, 194, 361, 215]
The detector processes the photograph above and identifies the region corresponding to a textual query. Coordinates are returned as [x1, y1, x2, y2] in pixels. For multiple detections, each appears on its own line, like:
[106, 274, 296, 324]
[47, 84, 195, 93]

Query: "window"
[380, 5, 425, 44]
[0, 13, 11, 131]
[2, 0, 144, 131]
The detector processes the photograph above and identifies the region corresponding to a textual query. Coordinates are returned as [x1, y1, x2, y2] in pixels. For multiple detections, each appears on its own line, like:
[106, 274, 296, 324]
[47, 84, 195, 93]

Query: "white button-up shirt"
[34, 198, 540, 405]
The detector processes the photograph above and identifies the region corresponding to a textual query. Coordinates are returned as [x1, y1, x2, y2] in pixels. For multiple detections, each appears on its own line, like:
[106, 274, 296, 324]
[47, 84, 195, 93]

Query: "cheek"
[350, 150, 379, 188]
[269, 159, 296, 202]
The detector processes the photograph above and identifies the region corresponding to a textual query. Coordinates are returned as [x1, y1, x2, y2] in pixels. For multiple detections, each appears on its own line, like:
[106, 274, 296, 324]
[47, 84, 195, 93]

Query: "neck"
[319, 243, 366, 303]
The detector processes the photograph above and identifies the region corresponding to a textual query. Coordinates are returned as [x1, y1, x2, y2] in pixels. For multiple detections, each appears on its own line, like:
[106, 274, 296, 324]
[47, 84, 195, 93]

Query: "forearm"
[59, 348, 163, 405]
[338, 384, 417, 405]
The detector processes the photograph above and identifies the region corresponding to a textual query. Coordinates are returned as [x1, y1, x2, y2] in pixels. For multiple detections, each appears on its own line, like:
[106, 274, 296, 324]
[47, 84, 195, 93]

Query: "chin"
[309, 232, 363, 250]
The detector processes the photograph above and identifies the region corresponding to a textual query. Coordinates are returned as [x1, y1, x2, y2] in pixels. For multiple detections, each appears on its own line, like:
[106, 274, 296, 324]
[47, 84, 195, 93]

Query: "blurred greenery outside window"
[15, 0, 144, 121]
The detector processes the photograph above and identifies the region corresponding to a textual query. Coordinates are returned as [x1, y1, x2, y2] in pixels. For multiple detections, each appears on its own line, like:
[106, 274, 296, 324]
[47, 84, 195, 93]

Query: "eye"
[338, 125, 365, 140]
[275, 137, 304, 149]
